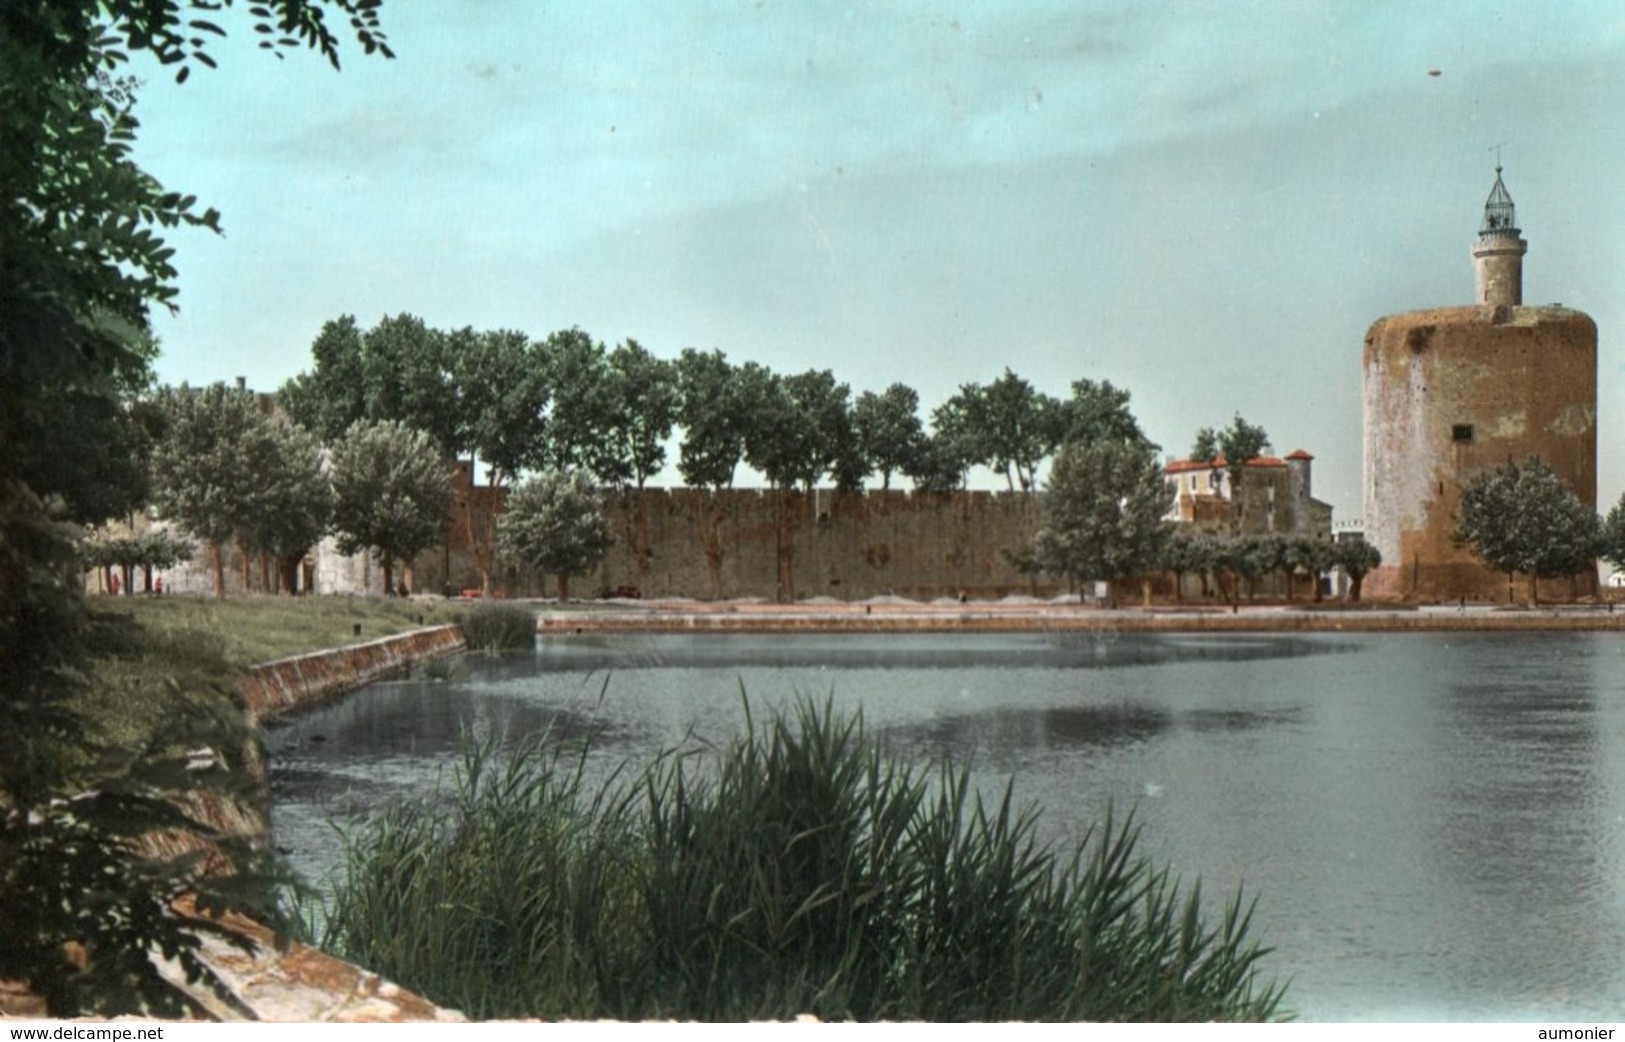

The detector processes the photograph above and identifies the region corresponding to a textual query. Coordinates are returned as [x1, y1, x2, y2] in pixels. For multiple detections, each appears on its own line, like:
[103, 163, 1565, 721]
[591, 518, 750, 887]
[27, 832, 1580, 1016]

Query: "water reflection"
[531, 631, 1360, 674]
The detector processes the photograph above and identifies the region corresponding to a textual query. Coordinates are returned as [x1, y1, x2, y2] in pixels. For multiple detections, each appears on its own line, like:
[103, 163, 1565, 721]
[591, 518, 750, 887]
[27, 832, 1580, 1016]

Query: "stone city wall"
[413, 487, 1064, 602]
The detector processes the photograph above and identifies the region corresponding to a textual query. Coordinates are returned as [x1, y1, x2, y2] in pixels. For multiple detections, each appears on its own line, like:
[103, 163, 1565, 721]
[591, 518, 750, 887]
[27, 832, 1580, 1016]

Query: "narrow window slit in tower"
[1452, 424, 1474, 443]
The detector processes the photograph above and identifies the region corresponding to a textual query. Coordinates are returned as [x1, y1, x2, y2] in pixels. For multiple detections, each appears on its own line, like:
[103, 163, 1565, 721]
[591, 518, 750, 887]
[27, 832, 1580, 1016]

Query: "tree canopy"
[1455, 457, 1598, 602]
[744, 367, 854, 494]
[853, 383, 926, 491]
[1332, 540, 1382, 602]
[675, 348, 752, 491]
[594, 339, 678, 490]
[1032, 438, 1172, 602]
[497, 471, 613, 599]
[329, 419, 451, 596]
[150, 383, 275, 596]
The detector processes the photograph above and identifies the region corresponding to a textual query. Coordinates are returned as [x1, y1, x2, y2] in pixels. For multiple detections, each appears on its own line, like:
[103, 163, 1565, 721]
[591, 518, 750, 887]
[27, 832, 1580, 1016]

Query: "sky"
[129, 1, 1625, 522]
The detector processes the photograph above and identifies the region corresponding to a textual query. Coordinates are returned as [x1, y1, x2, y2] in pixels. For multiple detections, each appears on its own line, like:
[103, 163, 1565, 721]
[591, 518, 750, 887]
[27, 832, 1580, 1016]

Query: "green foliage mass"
[744, 367, 855, 493]
[496, 471, 612, 599]
[311, 699, 1289, 1022]
[598, 339, 678, 490]
[674, 348, 751, 490]
[1, 1, 390, 1014]
[853, 383, 926, 491]
[151, 384, 270, 548]
[151, 383, 332, 596]
[1598, 493, 1625, 573]
[1033, 439, 1172, 597]
[459, 603, 537, 652]
[1456, 457, 1598, 601]
[329, 419, 451, 593]
[80, 527, 197, 575]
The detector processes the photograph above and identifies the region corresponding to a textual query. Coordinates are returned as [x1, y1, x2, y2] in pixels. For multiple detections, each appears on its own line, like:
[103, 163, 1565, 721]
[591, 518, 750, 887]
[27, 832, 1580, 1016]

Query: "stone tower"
[1471, 166, 1527, 306]
[1362, 168, 1597, 601]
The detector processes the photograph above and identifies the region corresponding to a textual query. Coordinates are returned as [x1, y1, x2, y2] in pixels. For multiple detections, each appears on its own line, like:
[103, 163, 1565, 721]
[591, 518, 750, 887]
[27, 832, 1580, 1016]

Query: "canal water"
[267, 630, 1625, 1022]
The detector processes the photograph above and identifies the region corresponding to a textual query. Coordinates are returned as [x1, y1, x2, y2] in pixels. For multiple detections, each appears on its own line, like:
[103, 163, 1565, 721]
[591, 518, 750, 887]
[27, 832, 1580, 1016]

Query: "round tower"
[1362, 168, 1597, 601]
[1471, 166, 1527, 306]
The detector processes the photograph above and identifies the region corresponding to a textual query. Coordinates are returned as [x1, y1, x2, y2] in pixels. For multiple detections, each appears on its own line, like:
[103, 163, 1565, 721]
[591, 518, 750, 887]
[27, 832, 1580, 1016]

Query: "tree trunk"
[556, 573, 570, 601]
[259, 550, 273, 595]
[142, 563, 153, 594]
[121, 562, 134, 597]
[460, 469, 499, 597]
[279, 554, 300, 595]
[774, 489, 794, 603]
[402, 558, 415, 596]
[380, 557, 394, 598]
[1140, 578, 1152, 607]
[1349, 573, 1364, 602]
[1529, 572, 1539, 606]
[698, 492, 724, 600]
[209, 540, 225, 598]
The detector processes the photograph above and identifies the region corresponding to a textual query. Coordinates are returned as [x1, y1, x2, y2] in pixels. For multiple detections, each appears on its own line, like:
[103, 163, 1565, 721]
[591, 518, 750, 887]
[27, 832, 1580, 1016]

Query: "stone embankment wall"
[1, 627, 474, 1021]
[236, 624, 466, 725]
[546, 605, 1625, 635]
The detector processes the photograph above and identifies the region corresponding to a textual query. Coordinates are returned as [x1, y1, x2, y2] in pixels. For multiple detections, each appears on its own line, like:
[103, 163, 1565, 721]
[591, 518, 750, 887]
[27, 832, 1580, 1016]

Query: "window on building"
[1452, 423, 1475, 443]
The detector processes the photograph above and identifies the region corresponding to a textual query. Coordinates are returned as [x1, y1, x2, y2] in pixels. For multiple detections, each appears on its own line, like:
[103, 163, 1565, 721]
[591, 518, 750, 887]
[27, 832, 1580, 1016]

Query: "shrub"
[460, 603, 536, 651]
[311, 699, 1288, 1022]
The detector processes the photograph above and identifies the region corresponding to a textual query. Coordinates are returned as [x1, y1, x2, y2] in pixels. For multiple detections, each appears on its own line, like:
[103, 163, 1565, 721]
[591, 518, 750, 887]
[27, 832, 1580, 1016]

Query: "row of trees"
[279, 314, 1150, 495]
[152, 368, 1370, 607]
[130, 382, 616, 600]
[79, 527, 195, 596]
[129, 383, 449, 597]
[275, 313, 1160, 594]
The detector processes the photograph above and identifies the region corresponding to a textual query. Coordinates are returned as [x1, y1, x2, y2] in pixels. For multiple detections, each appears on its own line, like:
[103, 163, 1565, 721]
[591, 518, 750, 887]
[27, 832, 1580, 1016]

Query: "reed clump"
[459, 603, 536, 651]
[310, 699, 1288, 1022]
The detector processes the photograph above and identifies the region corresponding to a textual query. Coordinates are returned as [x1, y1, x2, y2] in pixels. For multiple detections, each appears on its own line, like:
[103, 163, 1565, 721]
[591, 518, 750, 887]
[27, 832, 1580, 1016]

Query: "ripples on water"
[268, 631, 1625, 1022]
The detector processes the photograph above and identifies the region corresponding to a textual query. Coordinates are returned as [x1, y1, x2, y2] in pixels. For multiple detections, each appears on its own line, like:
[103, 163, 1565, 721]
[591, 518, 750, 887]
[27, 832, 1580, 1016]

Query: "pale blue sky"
[131, 1, 1625, 520]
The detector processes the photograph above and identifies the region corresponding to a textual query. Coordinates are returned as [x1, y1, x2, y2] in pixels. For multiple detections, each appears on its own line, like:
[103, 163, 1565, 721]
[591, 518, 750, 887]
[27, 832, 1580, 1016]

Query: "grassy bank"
[74, 596, 474, 779]
[311, 699, 1288, 1022]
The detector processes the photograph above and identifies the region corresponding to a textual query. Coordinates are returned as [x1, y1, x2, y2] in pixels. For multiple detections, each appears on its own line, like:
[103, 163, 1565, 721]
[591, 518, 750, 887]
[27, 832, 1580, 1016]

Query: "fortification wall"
[410, 487, 1061, 602]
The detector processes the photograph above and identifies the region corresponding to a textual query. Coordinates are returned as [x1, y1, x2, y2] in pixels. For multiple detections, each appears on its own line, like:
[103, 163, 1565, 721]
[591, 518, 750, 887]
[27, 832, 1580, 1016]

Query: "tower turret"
[1472, 166, 1527, 306]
